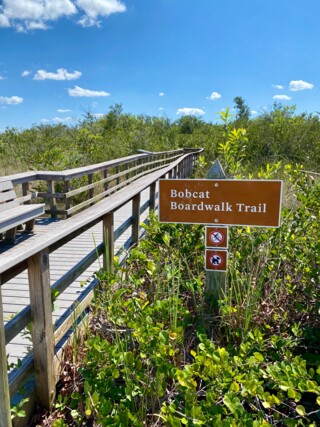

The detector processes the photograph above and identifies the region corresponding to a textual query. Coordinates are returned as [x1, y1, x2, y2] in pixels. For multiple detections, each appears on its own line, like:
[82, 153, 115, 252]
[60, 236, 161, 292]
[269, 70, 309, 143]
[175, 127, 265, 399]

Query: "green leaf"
[112, 369, 120, 378]
[296, 405, 306, 416]
[288, 388, 296, 399]
[253, 352, 264, 362]
[92, 391, 99, 406]
[316, 396, 320, 405]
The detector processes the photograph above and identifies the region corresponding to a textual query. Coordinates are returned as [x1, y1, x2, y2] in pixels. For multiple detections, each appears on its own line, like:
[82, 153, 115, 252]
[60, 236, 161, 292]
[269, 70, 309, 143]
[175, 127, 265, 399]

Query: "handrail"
[0, 149, 186, 184]
[0, 148, 188, 218]
[0, 147, 203, 427]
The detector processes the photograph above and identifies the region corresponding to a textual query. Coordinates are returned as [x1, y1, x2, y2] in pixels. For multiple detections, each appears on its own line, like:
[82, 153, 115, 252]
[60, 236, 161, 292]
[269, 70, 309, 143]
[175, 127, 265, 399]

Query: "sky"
[0, 0, 319, 130]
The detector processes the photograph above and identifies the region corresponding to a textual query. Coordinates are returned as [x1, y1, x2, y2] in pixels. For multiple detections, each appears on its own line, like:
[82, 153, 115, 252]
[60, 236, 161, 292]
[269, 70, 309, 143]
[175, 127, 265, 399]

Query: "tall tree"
[233, 96, 250, 121]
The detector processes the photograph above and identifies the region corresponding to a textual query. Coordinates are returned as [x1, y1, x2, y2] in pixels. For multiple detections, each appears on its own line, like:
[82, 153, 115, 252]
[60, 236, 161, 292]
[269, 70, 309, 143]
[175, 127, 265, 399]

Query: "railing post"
[64, 180, 71, 215]
[149, 183, 156, 211]
[28, 249, 55, 409]
[48, 180, 57, 218]
[88, 174, 94, 203]
[132, 193, 141, 245]
[103, 213, 114, 274]
[116, 166, 120, 186]
[0, 283, 12, 427]
[125, 163, 129, 184]
[22, 182, 30, 204]
[103, 169, 109, 192]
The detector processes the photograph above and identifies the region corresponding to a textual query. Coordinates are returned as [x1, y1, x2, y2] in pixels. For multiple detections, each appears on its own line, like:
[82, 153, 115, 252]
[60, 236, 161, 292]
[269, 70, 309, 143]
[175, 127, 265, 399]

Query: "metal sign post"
[158, 158, 283, 303]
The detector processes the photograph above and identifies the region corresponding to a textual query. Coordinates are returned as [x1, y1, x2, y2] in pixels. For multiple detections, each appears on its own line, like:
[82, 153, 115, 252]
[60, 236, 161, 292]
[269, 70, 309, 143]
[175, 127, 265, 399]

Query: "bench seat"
[0, 180, 45, 243]
[0, 204, 45, 234]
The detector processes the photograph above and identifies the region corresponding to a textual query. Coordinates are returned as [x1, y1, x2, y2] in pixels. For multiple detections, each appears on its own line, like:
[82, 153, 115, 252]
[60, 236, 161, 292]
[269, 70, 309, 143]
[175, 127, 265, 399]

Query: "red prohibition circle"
[209, 254, 223, 266]
[209, 230, 224, 244]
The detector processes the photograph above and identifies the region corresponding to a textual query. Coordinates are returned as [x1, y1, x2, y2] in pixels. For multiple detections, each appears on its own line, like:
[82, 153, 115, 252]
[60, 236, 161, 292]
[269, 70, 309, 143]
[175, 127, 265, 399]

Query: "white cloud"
[76, 0, 126, 19]
[0, 0, 125, 31]
[21, 70, 31, 77]
[0, 13, 10, 27]
[272, 84, 284, 90]
[251, 110, 258, 115]
[273, 95, 291, 101]
[159, 92, 165, 97]
[34, 68, 82, 81]
[57, 108, 71, 112]
[0, 95, 23, 104]
[68, 85, 110, 97]
[176, 108, 205, 116]
[207, 91, 221, 100]
[0, 0, 77, 30]
[289, 80, 314, 91]
[27, 20, 49, 30]
[77, 15, 100, 27]
[52, 116, 74, 123]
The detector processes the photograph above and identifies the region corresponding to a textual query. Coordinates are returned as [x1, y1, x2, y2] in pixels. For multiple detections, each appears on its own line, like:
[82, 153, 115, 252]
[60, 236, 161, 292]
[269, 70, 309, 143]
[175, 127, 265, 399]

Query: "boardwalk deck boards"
[2, 189, 150, 366]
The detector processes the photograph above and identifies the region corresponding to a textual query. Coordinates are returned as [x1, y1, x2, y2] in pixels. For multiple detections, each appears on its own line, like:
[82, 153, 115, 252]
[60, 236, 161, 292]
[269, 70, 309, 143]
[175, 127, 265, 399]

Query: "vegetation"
[31, 161, 320, 426]
[4, 101, 319, 425]
[0, 102, 320, 176]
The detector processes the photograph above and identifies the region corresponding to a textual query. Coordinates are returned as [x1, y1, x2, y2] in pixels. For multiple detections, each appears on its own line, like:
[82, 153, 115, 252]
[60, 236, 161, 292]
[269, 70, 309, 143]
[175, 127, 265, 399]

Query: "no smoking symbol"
[210, 254, 222, 267]
[209, 231, 224, 245]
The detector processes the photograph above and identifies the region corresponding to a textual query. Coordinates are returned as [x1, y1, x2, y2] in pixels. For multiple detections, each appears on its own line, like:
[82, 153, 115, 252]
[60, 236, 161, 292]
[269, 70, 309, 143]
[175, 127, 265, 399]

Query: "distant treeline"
[0, 101, 319, 175]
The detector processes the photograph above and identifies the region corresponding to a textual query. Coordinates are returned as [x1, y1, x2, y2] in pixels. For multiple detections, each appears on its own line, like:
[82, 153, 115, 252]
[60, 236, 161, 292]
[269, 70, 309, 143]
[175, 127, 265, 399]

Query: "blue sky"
[0, 0, 319, 130]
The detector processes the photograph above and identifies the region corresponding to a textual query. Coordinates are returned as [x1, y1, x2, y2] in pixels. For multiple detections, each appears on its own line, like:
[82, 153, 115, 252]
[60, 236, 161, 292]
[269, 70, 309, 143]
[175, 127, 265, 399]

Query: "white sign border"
[205, 225, 229, 249]
[205, 249, 228, 272]
[159, 178, 283, 228]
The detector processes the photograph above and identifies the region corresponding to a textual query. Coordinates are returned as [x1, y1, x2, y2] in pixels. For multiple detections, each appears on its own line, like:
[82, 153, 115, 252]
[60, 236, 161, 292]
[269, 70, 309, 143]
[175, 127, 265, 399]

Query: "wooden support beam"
[88, 174, 94, 204]
[103, 213, 114, 274]
[125, 163, 129, 183]
[206, 159, 227, 302]
[0, 283, 12, 427]
[48, 181, 57, 219]
[64, 181, 71, 213]
[149, 182, 156, 211]
[22, 182, 30, 204]
[116, 166, 120, 186]
[103, 169, 109, 192]
[132, 193, 141, 245]
[28, 249, 55, 409]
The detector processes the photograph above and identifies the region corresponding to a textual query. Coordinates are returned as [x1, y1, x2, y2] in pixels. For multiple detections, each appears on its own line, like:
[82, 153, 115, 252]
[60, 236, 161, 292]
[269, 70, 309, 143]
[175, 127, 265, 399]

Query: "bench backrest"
[0, 181, 19, 213]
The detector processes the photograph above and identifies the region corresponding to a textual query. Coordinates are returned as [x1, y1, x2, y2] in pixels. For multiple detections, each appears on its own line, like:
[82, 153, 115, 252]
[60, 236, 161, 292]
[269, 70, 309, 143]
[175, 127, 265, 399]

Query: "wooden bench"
[0, 180, 45, 243]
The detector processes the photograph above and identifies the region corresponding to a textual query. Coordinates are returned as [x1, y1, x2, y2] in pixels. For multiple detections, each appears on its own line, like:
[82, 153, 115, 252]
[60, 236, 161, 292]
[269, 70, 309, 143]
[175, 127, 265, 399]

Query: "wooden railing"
[1, 149, 194, 218]
[0, 148, 202, 427]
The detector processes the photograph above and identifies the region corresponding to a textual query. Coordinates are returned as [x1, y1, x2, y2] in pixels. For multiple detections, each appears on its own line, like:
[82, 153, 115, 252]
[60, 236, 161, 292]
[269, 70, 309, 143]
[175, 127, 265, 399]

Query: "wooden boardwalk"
[1, 188, 154, 367]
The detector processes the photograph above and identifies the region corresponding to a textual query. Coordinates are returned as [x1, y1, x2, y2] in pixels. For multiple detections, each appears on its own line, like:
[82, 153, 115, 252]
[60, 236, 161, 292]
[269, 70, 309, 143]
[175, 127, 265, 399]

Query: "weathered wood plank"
[103, 213, 114, 274]
[0, 154, 193, 276]
[0, 190, 16, 204]
[0, 205, 44, 234]
[0, 200, 19, 213]
[28, 249, 55, 408]
[132, 194, 141, 245]
[206, 159, 227, 301]
[0, 285, 12, 427]
[0, 181, 13, 192]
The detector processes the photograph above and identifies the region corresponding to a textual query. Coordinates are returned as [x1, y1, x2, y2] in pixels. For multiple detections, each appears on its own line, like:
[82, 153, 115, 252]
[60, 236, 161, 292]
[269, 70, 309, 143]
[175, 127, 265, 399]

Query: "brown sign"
[205, 249, 228, 272]
[206, 226, 228, 248]
[159, 179, 282, 227]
